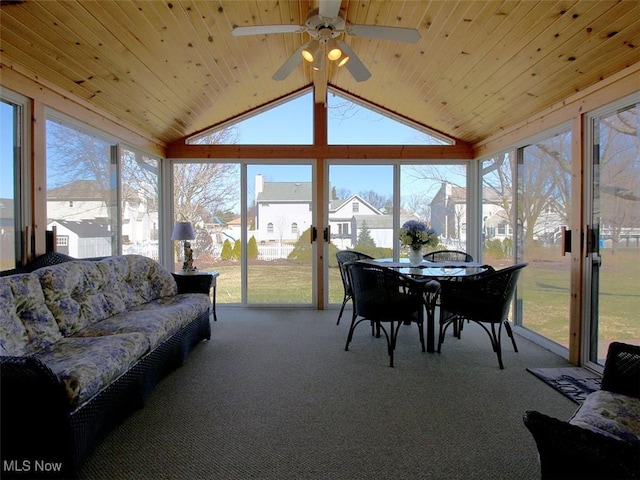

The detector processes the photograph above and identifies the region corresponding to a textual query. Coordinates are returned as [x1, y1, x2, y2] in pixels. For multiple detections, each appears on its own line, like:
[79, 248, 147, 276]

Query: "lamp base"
[182, 240, 196, 272]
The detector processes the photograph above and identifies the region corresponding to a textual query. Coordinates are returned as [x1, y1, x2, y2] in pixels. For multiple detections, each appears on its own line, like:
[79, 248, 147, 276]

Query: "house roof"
[329, 194, 381, 215]
[353, 213, 419, 229]
[49, 219, 112, 238]
[1, 1, 637, 147]
[47, 180, 109, 201]
[257, 182, 312, 202]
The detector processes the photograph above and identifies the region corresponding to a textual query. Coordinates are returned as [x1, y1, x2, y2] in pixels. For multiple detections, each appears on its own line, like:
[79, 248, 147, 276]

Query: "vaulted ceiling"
[1, 0, 639, 147]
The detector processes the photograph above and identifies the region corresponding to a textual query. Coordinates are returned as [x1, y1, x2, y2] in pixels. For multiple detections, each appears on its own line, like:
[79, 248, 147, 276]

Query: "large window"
[0, 95, 25, 269]
[121, 146, 160, 260]
[481, 129, 574, 351]
[46, 115, 161, 260]
[46, 116, 117, 258]
[172, 161, 241, 302]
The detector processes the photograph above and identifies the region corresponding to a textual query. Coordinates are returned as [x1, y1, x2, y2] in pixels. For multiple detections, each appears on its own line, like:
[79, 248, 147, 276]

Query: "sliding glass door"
[586, 98, 640, 365]
[246, 164, 315, 305]
[516, 128, 573, 347]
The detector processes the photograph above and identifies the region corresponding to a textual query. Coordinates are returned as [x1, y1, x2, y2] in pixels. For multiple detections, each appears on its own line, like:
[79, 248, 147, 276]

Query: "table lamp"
[171, 221, 197, 272]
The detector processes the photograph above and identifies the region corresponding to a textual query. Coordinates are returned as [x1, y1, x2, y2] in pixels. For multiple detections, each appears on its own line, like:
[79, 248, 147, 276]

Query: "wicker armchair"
[335, 250, 374, 325]
[345, 261, 439, 367]
[423, 249, 474, 262]
[437, 263, 527, 369]
[523, 342, 640, 480]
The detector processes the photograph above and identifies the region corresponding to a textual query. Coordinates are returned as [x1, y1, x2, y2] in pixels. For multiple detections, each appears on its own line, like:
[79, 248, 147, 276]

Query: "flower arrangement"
[399, 220, 438, 250]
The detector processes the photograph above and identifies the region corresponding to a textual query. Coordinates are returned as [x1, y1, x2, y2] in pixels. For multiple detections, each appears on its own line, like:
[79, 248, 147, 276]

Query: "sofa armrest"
[523, 410, 640, 480]
[1, 356, 74, 478]
[601, 342, 640, 398]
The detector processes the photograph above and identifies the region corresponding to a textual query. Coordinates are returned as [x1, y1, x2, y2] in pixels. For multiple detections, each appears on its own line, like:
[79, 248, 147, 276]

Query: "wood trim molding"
[166, 143, 474, 160]
[1, 63, 166, 156]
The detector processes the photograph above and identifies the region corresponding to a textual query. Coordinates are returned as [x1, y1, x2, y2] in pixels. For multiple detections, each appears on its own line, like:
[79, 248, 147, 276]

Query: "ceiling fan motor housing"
[305, 8, 345, 40]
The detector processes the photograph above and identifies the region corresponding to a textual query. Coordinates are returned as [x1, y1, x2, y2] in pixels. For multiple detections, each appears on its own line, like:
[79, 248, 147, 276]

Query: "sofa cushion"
[114, 255, 178, 309]
[0, 273, 62, 355]
[36, 260, 126, 336]
[33, 332, 149, 409]
[124, 254, 178, 303]
[76, 293, 210, 348]
[569, 389, 640, 444]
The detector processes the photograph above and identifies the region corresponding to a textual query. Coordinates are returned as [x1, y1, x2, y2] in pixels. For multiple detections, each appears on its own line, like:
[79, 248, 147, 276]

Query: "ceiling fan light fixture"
[301, 40, 320, 62]
[337, 53, 350, 67]
[326, 37, 342, 61]
[312, 55, 324, 71]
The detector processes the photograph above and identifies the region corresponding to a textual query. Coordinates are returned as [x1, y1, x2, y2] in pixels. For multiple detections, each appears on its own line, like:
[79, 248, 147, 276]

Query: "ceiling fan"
[232, 0, 420, 86]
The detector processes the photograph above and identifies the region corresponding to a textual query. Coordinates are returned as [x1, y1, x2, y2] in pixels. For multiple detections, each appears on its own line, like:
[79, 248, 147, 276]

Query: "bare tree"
[359, 190, 391, 211]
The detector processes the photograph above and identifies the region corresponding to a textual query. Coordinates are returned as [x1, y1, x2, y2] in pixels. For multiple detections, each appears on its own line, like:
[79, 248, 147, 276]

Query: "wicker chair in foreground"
[335, 250, 374, 325]
[523, 342, 640, 480]
[423, 249, 474, 262]
[345, 261, 440, 367]
[437, 262, 528, 369]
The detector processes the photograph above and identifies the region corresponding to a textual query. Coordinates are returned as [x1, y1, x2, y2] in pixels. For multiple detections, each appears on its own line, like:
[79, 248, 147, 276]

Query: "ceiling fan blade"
[336, 41, 371, 82]
[318, 0, 341, 22]
[346, 24, 421, 43]
[272, 43, 307, 81]
[232, 25, 305, 37]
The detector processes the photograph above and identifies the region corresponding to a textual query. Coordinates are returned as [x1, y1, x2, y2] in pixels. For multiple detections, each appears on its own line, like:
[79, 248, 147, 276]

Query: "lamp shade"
[171, 221, 196, 241]
[326, 38, 342, 61]
[301, 39, 320, 63]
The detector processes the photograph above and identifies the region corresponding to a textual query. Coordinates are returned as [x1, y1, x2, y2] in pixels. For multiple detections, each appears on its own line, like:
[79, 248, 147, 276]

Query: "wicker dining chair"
[423, 249, 474, 262]
[335, 250, 374, 325]
[345, 261, 440, 367]
[437, 263, 528, 369]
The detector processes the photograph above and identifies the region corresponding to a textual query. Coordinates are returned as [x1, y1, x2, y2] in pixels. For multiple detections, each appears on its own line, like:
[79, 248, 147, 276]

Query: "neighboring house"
[430, 182, 566, 246]
[351, 214, 420, 250]
[47, 179, 157, 254]
[254, 175, 313, 243]
[430, 182, 467, 242]
[254, 175, 424, 250]
[328, 194, 383, 249]
[48, 219, 113, 258]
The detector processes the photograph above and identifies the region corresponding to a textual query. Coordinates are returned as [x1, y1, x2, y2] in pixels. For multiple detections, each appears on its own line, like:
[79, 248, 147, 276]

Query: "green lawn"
[201, 249, 640, 347]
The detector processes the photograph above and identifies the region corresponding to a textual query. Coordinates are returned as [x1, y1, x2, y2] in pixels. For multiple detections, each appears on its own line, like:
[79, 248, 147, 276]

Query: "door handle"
[323, 226, 331, 241]
[585, 224, 591, 258]
[310, 226, 317, 243]
[561, 227, 571, 256]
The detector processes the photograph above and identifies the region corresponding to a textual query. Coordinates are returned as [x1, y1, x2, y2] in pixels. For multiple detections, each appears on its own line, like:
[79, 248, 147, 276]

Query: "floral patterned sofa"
[0, 254, 211, 479]
[524, 342, 640, 479]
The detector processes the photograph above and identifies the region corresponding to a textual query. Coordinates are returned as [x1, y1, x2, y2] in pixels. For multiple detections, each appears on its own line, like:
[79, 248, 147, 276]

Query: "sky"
[1, 101, 14, 198]
[226, 91, 453, 202]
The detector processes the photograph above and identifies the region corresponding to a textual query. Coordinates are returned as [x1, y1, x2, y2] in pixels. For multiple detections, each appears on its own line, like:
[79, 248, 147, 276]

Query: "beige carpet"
[79, 308, 577, 480]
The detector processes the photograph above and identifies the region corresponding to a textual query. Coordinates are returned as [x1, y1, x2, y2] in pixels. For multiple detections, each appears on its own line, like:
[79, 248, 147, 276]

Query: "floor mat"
[527, 367, 602, 404]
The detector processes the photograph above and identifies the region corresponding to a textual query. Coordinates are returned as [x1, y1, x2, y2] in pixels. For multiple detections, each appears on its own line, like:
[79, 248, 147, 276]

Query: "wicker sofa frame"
[0, 253, 211, 479]
[523, 342, 640, 480]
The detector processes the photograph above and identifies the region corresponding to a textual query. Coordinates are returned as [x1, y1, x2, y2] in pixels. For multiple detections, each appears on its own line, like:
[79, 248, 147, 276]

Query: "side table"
[172, 271, 220, 322]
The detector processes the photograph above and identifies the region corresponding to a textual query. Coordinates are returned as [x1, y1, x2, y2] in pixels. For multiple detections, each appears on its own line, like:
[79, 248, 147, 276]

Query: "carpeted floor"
[79, 308, 578, 480]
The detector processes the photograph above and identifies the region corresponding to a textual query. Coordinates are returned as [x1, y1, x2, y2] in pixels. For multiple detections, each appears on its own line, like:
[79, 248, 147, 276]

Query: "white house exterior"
[328, 195, 383, 249]
[46, 180, 157, 258]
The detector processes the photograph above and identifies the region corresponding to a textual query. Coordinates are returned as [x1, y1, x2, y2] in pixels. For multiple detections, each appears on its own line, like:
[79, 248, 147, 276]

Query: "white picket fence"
[257, 243, 295, 260]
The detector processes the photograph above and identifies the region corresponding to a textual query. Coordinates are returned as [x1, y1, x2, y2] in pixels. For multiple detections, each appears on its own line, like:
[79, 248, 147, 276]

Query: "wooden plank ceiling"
[1, 0, 639, 147]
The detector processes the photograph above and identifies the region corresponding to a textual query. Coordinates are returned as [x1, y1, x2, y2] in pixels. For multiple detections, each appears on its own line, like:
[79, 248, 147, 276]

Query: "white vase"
[408, 247, 423, 266]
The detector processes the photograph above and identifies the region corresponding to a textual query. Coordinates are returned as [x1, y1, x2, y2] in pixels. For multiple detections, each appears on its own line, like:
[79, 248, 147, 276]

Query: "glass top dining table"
[357, 258, 492, 352]
[361, 258, 490, 279]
